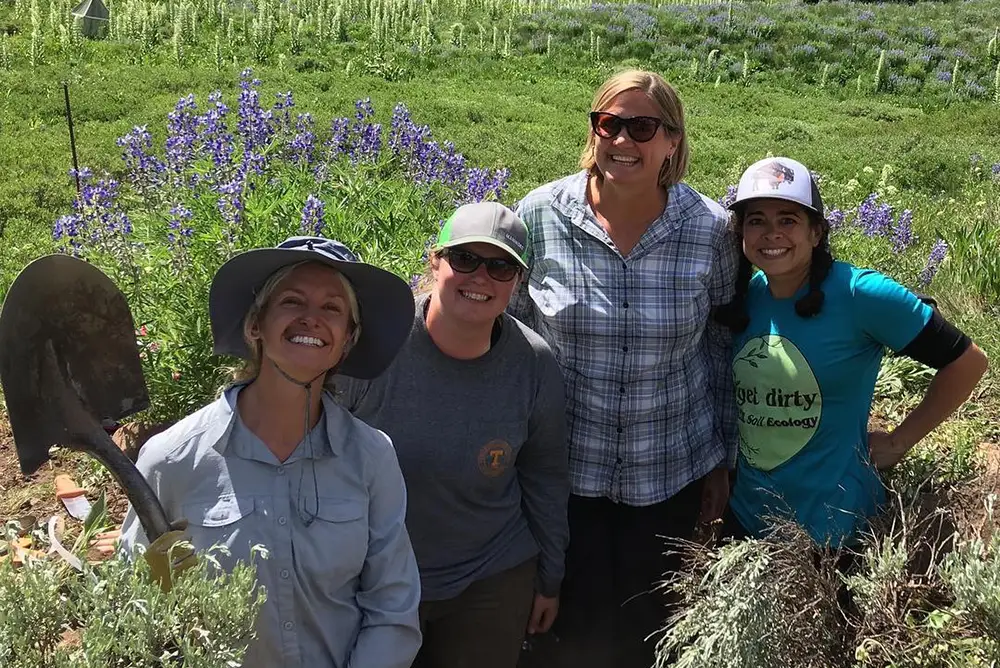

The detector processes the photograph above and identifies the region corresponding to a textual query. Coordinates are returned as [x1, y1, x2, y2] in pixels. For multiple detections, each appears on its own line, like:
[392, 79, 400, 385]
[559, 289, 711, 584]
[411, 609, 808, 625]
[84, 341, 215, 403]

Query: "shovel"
[0, 254, 171, 543]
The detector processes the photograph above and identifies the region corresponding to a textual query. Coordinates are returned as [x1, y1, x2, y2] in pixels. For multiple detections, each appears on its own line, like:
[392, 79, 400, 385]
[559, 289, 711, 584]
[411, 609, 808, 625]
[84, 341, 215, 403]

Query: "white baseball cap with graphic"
[729, 156, 825, 217]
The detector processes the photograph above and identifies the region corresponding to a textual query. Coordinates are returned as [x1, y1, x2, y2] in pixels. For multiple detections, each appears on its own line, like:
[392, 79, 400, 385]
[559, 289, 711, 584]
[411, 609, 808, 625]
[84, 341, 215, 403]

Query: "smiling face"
[741, 199, 824, 290]
[593, 89, 678, 190]
[429, 242, 521, 328]
[248, 262, 357, 380]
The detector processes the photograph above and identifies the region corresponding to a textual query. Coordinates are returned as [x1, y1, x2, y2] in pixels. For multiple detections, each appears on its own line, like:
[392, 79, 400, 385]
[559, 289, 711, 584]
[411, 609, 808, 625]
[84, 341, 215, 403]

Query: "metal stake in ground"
[63, 82, 80, 195]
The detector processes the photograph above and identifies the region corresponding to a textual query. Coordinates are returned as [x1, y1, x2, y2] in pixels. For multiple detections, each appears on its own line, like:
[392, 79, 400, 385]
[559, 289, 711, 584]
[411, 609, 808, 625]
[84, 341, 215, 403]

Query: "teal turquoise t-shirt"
[729, 261, 934, 547]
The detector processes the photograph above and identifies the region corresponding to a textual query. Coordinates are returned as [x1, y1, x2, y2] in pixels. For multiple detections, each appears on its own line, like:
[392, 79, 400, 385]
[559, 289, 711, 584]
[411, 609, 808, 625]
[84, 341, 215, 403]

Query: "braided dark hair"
[713, 208, 833, 332]
[712, 252, 753, 333]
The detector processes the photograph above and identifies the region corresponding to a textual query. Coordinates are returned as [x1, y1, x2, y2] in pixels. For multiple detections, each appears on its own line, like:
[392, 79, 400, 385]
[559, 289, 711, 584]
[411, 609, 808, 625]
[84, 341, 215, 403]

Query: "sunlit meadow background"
[0, 0, 999, 664]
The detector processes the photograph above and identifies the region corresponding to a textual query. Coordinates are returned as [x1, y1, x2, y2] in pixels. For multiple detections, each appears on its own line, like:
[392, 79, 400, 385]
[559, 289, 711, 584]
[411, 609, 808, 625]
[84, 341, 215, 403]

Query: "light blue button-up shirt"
[120, 383, 422, 668]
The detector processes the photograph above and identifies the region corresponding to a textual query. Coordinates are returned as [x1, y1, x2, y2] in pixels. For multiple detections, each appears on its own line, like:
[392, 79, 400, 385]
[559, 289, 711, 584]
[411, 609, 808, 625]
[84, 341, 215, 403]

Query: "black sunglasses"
[589, 111, 669, 143]
[440, 248, 522, 282]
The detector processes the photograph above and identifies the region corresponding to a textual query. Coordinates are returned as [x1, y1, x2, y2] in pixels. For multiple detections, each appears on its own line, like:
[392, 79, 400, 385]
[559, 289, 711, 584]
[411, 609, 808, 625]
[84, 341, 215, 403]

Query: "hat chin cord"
[264, 355, 333, 528]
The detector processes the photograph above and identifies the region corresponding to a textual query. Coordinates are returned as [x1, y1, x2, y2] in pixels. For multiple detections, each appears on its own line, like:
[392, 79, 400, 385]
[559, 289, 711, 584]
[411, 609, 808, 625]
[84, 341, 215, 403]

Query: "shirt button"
[280, 569, 290, 579]
[277, 466, 285, 475]
[283, 621, 294, 631]
[622, 345, 628, 352]
[623, 301, 629, 309]
[616, 427, 623, 434]
[278, 516, 287, 526]
[619, 386, 625, 393]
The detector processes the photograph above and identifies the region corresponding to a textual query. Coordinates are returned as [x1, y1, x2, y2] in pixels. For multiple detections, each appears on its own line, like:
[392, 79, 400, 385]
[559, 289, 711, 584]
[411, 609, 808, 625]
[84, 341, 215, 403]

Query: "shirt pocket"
[302, 497, 369, 591]
[183, 495, 257, 568]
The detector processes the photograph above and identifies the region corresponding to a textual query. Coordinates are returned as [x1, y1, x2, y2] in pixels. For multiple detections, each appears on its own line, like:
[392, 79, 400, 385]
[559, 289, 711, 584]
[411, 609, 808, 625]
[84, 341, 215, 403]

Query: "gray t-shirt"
[333, 295, 570, 601]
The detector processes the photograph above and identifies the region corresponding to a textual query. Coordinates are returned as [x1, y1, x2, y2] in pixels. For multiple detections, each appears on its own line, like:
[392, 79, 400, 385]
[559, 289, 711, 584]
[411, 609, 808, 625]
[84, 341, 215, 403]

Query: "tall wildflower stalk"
[874, 48, 886, 92]
[994, 62, 1000, 104]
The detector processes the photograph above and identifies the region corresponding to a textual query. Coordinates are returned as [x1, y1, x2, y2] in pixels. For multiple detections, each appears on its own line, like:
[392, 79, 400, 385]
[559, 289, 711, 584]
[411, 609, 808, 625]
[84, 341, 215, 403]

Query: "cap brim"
[435, 236, 529, 270]
[728, 193, 823, 216]
[209, 248, 415, 379]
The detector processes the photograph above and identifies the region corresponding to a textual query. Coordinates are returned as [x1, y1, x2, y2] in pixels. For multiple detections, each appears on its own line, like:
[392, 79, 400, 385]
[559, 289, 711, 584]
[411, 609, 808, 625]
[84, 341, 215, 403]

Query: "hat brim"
[434, 236, 529, 271]
[728, 193, 824, 217]
[209, 248, 415, 379]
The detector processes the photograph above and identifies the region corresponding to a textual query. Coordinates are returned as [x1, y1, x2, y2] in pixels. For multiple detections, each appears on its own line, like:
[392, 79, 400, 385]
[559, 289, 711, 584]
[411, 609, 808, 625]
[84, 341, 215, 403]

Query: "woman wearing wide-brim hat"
[120, 236, 423, 668]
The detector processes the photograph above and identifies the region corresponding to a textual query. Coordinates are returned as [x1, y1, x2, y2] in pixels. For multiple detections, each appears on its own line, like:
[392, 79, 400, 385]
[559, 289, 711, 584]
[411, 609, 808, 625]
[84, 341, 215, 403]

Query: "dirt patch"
[0, 409, 129, 532]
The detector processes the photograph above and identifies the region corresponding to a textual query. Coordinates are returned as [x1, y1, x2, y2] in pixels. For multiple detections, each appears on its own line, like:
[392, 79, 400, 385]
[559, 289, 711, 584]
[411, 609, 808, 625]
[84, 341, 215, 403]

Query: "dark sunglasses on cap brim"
[440, 248, 522, 282]
[589, 111, 675, 143]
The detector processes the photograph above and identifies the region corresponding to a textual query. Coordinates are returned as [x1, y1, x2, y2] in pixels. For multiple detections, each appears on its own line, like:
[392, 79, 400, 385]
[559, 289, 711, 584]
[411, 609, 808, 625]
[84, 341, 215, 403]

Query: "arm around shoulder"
[347, 431, 422, 668]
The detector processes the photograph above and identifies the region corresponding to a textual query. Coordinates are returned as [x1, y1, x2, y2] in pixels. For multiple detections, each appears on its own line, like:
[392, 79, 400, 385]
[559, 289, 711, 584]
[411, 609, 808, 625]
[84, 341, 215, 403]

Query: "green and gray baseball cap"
[434, 202, 529, 270]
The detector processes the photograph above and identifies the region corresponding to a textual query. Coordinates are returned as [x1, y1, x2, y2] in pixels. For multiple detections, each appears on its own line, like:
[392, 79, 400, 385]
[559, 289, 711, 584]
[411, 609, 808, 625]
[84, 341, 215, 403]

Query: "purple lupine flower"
[53, 214, 82, 240]
[856, 193, 894, 237]
[919, 239, 948, 285]
[288, 113, 316, 166]
[354, 122, 383, 164]
[237, 69, 275, 156]
[827, 208, 846, 228]
[165, 94, 199, 177]
[116, 125, 165, 193]
[273, 91, 295, 133]
[300, 194, 325, 235]
[919, 27, 937, 44]
[167, 203, 194, 246]
[891, 209, 915, 252]
[965, 81, 987, 98]
[718, 185, 737, 209]
[327, 117, 351, 160]
[936, 70, 953, 83]
[970, 153, 983, 167]
[858, 9, 875, 21]
[991, 163, 1000, 177]
[793, 44, 818, 58]
[197, 91, 235, 174]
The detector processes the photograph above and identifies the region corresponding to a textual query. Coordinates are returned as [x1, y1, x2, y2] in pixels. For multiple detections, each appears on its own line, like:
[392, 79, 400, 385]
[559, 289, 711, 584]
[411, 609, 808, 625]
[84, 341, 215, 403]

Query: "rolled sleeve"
[706, 224, 740, 468]
[348, 439, 422, 668]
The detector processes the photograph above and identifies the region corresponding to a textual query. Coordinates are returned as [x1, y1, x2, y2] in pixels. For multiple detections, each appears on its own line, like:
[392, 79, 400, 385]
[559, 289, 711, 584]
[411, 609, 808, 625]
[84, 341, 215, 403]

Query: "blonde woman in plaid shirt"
[509, 70, 739, 668]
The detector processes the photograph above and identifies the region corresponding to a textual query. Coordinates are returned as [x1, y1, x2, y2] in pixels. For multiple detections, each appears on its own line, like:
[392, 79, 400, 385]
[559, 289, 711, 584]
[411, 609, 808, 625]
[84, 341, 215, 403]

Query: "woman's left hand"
[526, 594, 559, 634]
[699, 466, 731, 525]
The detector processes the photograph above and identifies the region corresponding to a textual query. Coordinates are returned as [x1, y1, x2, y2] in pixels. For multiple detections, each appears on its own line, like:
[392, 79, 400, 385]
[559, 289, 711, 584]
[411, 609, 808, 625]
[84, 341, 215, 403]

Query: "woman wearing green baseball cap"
[120, 235, 422, 668]
[335, 201, 570, 668]
[716, 156, 987, 550]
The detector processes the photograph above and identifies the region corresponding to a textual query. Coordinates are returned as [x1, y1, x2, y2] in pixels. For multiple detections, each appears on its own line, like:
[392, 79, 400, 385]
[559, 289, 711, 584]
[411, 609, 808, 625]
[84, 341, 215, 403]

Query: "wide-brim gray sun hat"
[209, 236, 415, 379]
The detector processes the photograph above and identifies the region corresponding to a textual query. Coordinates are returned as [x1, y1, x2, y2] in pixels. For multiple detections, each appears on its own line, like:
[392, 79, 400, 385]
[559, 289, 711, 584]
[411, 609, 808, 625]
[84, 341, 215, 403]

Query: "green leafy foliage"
[0, 524, 265, 667]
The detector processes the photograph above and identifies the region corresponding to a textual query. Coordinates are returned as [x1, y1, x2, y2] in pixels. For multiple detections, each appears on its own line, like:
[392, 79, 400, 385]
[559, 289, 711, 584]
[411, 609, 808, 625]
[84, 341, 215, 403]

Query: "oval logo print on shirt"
[477, 439, 513, 477]
[733, 335, 822, 471]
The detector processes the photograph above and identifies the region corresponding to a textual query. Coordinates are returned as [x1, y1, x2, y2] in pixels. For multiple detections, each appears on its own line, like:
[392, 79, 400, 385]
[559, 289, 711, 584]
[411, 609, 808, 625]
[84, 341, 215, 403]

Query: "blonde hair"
[234, 261, 361, 382]
[579, 69, 690, 189]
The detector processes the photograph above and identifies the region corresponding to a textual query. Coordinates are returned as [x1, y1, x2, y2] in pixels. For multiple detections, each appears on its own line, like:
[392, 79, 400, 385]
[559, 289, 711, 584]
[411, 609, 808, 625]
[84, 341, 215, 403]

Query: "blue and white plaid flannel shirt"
[508, 170, 739, 506]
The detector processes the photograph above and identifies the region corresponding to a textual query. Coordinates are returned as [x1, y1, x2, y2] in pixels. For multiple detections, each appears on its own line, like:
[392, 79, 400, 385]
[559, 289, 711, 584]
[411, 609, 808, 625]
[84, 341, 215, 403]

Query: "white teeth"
[289, 335, 325, 347]
[611, 155, 639, 165]
[759, 248, 790, 258]
[460, 291, 490, 302]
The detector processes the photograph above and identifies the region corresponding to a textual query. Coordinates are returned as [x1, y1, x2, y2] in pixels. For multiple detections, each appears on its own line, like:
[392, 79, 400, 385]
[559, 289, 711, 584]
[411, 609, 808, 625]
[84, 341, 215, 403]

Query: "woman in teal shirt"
[715, 156, 988, 547]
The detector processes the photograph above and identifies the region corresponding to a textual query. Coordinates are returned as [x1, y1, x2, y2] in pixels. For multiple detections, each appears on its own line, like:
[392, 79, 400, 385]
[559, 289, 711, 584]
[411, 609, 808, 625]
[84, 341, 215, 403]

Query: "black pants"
[520, 478, 704, 668]
[414, 558, 537, 668]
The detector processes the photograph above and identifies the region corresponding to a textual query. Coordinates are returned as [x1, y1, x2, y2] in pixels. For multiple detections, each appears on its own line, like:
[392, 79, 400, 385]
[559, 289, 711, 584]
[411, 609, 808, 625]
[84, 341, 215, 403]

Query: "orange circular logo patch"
[477, 440, 513, 477]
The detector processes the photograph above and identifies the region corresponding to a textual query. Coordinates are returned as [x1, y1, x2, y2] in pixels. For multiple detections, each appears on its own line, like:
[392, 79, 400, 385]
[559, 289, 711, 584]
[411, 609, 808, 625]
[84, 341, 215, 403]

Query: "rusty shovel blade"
[0, 254, 171, 541]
